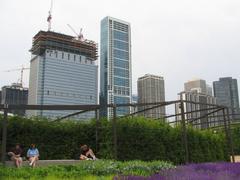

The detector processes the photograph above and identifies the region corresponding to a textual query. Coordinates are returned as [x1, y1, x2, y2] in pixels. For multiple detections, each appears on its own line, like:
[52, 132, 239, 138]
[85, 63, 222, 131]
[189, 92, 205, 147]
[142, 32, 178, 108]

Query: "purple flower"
[116, 162, 240, 180]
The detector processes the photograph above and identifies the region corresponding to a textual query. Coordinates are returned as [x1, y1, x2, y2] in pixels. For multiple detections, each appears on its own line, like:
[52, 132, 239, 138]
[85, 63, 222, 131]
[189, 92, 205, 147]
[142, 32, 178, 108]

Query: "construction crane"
[67, 24, 84, 41]
[47, 0, 53, 31]
[4, 66, 30, 87]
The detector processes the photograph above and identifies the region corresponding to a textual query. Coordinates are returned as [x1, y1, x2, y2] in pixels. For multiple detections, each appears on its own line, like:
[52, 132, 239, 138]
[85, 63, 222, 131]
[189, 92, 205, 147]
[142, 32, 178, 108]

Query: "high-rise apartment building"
[213, 77, 240, 120]
[137, 74, 165, 119]
[100, 16, 132, 118]
[27, 31, 98, 119]
[1, 83, 28, 116]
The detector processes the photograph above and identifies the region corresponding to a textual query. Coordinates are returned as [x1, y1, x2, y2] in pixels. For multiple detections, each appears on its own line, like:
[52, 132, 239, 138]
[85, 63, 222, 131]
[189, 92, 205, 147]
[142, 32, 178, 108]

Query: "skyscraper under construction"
[27, 30, 98, 119]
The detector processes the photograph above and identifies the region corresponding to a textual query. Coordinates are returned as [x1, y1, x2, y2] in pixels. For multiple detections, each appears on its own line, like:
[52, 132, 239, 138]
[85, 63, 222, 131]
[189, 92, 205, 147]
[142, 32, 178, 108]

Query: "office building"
[184, 78, 213, 95]
[213, 77, 240, 120]
[137, 74, 165, 119]
[184, 79, 207, 94]
[176, 79, 218, 129]
[207, 84, 213, 96]
[132, 94, 138, 104]
[1, 83, 28, 116]
[27, 30, 98, 119]
[176, 91, 217, 129]
[100, 16, 132, 118]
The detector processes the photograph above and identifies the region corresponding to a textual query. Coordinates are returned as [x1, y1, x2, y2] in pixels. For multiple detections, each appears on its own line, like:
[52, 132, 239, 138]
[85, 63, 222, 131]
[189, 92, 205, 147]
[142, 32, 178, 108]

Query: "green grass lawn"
[0, 160, 174, 180]
[2, 175, 114, 180]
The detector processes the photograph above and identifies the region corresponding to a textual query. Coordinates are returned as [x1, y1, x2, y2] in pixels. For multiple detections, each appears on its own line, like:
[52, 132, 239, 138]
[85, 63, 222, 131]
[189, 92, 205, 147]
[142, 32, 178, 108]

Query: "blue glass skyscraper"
[100, 16, 132, 118]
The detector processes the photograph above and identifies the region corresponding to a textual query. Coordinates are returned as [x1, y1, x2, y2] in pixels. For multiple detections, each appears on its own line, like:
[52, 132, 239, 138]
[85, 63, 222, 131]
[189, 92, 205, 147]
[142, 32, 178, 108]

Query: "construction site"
[30, 30, 98, 61]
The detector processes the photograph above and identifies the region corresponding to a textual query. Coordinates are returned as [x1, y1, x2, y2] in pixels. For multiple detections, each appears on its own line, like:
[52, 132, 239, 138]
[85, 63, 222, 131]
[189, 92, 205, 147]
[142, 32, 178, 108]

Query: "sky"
[0, 0, 240, 102]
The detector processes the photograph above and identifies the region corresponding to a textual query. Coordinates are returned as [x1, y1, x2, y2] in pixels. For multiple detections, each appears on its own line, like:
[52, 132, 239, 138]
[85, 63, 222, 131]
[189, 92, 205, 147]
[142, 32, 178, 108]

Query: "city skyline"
[1, 0, 240, 102]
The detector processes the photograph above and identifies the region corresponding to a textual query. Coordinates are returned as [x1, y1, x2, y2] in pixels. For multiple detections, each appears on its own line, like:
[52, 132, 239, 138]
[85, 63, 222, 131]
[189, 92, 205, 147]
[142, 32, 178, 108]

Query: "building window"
[79, 56, 82, 62]
[113, 30, 128, 41]
[55, 51, 58, 58]
[68, 54, 70, 60]
[47, 90, 49, 95]
[74, 55, 76, 61]
[62, 52, 64, 59]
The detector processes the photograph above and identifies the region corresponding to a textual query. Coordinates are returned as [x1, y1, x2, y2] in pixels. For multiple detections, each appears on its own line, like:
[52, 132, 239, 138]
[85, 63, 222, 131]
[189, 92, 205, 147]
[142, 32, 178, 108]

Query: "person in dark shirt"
[79, 144, 97, 160]
[8, 143, 23, 168]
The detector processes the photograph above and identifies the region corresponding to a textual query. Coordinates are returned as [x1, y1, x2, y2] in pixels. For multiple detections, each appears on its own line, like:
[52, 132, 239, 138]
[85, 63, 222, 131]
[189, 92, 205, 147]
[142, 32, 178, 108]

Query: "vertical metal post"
[180, 98, 189, 164]
[222, 108, 233, 162]
[95, 109, 99, 152]
[112, 105, 117, 160]
[132, 106, 136, 117]
[226, 108, 235, 163]
[1, 105, 8, 165]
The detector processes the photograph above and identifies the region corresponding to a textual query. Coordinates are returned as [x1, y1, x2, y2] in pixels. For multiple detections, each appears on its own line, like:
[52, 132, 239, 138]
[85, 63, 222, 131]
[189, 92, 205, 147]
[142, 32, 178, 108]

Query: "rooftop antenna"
[47, 0, 53, 31]
[67, 24, 84, 41]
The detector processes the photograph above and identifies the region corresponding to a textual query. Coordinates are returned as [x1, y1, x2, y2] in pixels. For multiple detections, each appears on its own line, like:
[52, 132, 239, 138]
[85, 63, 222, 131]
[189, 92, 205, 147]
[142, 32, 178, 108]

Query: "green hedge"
[0, 116, 228, 164]
[231, 125, 240, 155]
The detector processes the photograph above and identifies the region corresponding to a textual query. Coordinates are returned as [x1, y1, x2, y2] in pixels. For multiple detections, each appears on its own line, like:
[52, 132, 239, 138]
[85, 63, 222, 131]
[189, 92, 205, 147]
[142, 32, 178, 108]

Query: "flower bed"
[117, 162, 240, 180]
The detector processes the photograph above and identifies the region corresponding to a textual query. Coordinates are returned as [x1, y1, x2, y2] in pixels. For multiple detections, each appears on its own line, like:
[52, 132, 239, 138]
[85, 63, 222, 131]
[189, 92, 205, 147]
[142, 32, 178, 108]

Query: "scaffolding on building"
[30, 31, 98, 60]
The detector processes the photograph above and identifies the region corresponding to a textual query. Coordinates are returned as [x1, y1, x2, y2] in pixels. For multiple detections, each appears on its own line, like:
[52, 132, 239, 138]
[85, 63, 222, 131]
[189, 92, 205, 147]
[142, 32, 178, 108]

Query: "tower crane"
[4, 66, 30, 87]
[67, 24, 84, 41]
[47, 0, 53, 31]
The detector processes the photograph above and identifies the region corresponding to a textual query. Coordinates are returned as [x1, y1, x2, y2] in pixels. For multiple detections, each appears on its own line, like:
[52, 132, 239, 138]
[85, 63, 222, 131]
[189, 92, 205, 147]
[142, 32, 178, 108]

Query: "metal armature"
[0, 100, 237, 164]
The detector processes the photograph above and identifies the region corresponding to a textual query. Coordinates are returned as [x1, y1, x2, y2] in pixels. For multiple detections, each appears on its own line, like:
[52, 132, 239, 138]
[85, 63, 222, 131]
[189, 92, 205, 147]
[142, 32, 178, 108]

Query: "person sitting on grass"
[80, 144, 97, 160]
[8, 143, 23, 168]
[27, 144, 39, 167]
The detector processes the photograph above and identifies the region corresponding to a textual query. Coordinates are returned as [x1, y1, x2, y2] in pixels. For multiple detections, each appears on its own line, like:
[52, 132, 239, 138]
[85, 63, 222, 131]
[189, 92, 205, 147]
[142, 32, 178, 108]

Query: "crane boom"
[4, 66, 30, 87]
[67, 24, 84, 41]
[67, 24, 79, 37]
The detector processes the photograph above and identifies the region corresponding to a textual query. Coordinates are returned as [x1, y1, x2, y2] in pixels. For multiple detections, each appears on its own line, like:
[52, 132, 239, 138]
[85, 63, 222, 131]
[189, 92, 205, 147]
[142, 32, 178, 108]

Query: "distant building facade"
[1, 83, 28, 116]
[27, 31, 98, 119]
[100, 16, 132, 118]
[176, 79, 218, 129]
[137, 74, 165, 119]
[207, 84, 213, 96]
[184, 79, 207, 94]
[176, 91, 218, 129]
[213, 77, 240, 121]
[132, 94, 138, 104]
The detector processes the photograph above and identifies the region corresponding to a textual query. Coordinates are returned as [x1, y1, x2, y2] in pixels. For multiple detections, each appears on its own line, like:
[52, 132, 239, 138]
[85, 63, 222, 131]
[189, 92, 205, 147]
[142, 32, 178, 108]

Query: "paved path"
[5, 160, 82, 167]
